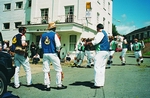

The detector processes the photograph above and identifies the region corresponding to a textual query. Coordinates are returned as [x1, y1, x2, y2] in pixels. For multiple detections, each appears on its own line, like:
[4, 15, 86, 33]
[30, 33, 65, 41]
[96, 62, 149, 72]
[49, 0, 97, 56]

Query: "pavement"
[6, 52, 150, 98]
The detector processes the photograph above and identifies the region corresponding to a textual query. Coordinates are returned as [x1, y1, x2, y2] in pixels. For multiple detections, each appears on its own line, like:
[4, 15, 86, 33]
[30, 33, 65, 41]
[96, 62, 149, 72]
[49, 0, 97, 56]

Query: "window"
[41, 8, 49, 24]
[3, 23, 10, 29]
[97, 0, 100, 4]
[16, 2, 23, 9]
[28, 0, 31, 7]
[69, 35, 76, 51]
[103, 17, 105, 26]
[144, 32, 147, 38]
[108, 21, 110, 35]
[132, 35, 134, 40]
[140, 33, 143, 40]
[103, 0, 105, 9]
[65, 6, 74, 22]
[15, 22, 22, 28]
[108, 2, 110, 14]
[147, 31, 150, 37]
[27, 21, 30, 24]
[4, 3, 11, 11]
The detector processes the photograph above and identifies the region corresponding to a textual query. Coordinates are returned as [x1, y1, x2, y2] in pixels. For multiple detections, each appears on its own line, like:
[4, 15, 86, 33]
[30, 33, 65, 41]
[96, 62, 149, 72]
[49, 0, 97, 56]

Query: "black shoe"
[91, 64, 94, 66]
[45, 87, 51, 91]
[73, 63, 77, 66]
[57, 85, 67, 90]
[141, 60, 143, 63]
[105, 67, 110, 69]
[77, 65, 81, 68]
[26, 84, 33, 87]
[87, 65, 91, 68]
[122, 63, 125, 65]
[91, 86, 101, 89]
[44, 85, 51, 91]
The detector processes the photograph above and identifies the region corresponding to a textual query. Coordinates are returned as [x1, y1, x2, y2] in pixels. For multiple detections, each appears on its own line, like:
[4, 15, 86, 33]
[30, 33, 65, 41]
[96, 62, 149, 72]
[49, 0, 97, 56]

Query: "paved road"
[6, 52, 150, 98]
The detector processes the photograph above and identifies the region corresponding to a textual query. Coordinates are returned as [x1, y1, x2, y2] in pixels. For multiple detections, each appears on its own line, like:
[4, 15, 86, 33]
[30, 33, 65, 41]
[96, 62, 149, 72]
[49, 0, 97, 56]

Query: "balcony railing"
[32, 15, 87, 25]
[41, 16, 49, 24]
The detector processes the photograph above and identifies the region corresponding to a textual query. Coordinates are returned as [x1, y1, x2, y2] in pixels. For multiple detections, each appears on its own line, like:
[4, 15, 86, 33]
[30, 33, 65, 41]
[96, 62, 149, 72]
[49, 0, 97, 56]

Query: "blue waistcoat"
[11, 33, 22, 52]
[41, 31, 56, 53]
[95, 30, 110, 51]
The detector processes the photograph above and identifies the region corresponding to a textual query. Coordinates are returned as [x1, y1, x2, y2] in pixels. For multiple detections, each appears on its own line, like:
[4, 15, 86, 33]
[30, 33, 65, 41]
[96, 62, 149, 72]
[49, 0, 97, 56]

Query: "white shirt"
[92, 32, 104, 45]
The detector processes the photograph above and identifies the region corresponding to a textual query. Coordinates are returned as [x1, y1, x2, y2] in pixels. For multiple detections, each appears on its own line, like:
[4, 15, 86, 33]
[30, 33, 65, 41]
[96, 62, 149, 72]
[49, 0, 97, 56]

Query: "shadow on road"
[69, 81, 94, 88]
[112, 64, 136, 66]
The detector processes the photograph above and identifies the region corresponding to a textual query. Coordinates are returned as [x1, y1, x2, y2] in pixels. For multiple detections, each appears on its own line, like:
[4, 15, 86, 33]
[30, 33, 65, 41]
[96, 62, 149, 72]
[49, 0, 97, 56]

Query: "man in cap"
[85, 23, 110, 89]
[39, 22, 67, 91]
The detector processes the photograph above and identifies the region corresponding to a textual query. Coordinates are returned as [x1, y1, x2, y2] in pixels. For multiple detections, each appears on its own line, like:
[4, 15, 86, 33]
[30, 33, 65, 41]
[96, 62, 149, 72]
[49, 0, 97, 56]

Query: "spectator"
[66, 53, 71, 62]
[32, 53, 40, 64]
[30, 42, 36, 58]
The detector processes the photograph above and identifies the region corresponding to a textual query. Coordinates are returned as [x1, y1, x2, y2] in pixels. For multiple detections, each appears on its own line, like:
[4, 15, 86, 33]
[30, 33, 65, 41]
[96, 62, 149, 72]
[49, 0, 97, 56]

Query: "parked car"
[0, 32, 15, 97]
[116, 47, 122, 52]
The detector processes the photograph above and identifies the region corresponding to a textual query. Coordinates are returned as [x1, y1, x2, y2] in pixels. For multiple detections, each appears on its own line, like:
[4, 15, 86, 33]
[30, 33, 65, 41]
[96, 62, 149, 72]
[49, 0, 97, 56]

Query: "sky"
[113, 0, 150, 35]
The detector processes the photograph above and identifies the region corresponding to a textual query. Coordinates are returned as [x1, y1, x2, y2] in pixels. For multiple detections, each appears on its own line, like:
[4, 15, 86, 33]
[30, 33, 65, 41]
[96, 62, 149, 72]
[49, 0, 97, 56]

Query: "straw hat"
[134, 38, 138, 41]
[4, 40, 8, 43]
[47, 22, 56, 30]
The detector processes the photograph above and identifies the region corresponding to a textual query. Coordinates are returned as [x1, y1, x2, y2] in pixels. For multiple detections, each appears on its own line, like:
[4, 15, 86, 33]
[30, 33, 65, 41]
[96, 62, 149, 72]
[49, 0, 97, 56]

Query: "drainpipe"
[51, 0, 54, 21]
[77, 0, 79, 19]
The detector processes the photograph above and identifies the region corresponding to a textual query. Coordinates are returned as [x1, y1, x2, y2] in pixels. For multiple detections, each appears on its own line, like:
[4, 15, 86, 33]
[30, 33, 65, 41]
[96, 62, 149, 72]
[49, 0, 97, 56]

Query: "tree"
[112, 24, 120, 36]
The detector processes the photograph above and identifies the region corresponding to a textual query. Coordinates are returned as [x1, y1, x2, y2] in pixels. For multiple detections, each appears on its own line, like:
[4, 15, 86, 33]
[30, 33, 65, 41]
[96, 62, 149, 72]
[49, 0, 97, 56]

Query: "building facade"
[126, 25, 150, 42]
[0, 0, 113, 59]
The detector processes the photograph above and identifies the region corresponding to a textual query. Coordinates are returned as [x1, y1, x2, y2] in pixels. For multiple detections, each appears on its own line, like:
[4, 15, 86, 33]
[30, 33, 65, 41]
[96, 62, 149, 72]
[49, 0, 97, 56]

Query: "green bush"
[143, 51, 150, 56]
[144, 38, 150, 43]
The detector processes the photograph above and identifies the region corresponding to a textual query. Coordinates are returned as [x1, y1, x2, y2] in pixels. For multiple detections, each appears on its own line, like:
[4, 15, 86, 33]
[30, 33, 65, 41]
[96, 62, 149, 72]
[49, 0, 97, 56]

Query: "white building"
[0, 0, 113, 59]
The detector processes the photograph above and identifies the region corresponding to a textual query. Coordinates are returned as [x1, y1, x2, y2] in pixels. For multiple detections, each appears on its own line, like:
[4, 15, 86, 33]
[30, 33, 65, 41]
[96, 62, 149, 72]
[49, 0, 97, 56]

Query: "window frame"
[65, 6, 74, 22]
[3, 23, 10, 30]
[4, 3, 11, 11]
[28, 0, 32, 7]
[41, 8, 49, 24]
[69, 35, 77, 51]
[15, 1, 23, 9]
[15, 22, 22, 29]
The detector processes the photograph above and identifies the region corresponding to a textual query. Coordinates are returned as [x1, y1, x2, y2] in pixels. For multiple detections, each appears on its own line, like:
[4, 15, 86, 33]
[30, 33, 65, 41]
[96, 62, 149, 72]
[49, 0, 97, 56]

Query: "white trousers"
[134, 51, 142, 59]
[107, 50, 115, 67]
[43, 53, 62, 87]
[120, 48, 128, 62]
[14, 54, 32, 87]
[94, 51, 109, 86]
[85, 50, 94, 65]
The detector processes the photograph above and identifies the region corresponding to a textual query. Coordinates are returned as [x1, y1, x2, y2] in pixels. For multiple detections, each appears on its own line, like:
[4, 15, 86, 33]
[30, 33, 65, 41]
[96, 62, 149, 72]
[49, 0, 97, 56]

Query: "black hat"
[97, 23, 104, 29]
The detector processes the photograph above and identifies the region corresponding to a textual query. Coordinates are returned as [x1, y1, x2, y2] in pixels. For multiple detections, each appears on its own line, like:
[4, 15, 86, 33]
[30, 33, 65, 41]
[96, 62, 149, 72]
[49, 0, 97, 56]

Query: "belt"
[15, 46, 26, 55]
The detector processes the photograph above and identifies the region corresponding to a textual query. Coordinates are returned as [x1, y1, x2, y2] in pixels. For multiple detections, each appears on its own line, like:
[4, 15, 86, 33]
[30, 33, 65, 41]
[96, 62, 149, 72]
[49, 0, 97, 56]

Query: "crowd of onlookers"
[1, 41, 41, 64]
